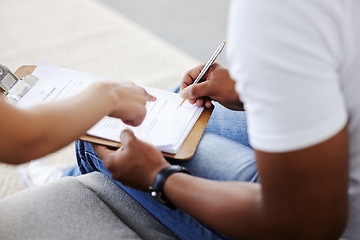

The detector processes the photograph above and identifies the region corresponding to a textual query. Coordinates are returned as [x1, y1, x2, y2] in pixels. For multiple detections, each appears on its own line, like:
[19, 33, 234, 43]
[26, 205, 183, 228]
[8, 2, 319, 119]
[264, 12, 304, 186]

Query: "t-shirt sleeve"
[227, 0, 348, 152]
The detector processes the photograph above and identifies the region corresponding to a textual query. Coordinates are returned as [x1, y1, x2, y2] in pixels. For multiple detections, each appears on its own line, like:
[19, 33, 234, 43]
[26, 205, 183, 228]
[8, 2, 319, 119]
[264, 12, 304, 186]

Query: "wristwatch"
[149, 165, 190, 210]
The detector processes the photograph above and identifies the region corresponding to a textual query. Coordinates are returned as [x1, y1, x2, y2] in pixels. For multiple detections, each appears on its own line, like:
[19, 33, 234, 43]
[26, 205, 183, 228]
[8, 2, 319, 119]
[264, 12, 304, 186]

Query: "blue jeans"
[75, 98, 257, 240]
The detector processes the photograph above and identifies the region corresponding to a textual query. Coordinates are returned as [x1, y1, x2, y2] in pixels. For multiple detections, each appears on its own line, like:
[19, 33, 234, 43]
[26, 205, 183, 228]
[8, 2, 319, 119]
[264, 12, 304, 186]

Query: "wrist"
[92, 81, 121, 114]
[149, 165, 190, 209]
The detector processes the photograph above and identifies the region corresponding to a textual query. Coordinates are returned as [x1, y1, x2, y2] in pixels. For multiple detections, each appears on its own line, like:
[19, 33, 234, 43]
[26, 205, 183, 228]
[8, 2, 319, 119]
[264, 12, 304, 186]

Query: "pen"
[178, 40, 226, 108]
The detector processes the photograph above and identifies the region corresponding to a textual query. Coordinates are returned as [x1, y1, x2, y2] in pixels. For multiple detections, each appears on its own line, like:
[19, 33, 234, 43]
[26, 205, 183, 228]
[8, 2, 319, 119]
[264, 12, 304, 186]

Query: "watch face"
[150, 188, 169, 206]
[149, 165, 189, 210]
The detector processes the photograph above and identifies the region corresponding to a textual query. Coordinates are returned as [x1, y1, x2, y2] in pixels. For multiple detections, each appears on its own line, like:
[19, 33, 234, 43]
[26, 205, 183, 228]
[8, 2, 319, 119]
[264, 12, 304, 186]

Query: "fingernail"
[146, 94, 157, 101]
[181, 88, 189, 99]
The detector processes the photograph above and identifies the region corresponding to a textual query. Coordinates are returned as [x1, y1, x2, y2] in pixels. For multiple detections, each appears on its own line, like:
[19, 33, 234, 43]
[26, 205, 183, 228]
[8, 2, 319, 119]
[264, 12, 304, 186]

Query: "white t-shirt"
[227, 0, 360, 238]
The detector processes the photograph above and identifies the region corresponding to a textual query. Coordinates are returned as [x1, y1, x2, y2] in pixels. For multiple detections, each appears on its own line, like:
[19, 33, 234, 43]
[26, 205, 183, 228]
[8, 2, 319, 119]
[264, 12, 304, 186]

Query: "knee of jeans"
[170, 82, 181, 93]
[75, 140, 85, 152]
[76, 141, 102, 174]
[76, 151, 94, 174]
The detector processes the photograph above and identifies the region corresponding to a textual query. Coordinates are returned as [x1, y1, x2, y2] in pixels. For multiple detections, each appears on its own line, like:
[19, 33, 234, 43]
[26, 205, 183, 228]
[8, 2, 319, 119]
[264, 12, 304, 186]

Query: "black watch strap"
[149, 165, 190, 210]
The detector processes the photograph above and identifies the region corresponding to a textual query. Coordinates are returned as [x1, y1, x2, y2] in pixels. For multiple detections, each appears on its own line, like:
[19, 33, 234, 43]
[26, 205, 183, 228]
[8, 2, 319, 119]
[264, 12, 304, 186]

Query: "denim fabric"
[76, 135, 256, 239]
[75, 97, 258, 239]
[61, 165, 81, 178]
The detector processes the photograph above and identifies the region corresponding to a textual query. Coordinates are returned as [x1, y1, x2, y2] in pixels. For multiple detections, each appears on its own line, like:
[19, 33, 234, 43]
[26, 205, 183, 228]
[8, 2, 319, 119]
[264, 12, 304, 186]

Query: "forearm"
[163, 172, 345, 240]
[164, 173, 266, 239]
[3, 82, 117, 163]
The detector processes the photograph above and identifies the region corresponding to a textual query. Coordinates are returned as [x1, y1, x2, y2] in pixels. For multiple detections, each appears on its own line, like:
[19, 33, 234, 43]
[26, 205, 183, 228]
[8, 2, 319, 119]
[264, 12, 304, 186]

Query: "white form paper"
[16, 61, 204, 154]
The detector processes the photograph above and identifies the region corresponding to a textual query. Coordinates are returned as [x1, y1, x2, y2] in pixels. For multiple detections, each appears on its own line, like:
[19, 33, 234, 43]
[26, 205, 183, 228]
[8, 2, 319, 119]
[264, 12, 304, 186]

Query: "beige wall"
[0, 0, 199, 199]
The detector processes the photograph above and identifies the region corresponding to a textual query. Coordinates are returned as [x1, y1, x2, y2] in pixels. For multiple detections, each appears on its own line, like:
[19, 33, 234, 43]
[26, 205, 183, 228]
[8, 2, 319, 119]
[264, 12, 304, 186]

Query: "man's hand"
[180, 63, 244, 110]
[93, 129, 170, 191]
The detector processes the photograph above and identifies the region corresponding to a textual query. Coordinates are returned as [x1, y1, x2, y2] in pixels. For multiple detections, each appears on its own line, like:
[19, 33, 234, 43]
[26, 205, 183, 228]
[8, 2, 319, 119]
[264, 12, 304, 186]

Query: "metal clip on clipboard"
[0, 64, 38, 105]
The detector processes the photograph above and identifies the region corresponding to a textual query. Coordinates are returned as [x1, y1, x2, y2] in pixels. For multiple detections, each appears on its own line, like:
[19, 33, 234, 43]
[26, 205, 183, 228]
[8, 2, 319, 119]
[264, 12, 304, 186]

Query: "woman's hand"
[99, 81, 156, 126]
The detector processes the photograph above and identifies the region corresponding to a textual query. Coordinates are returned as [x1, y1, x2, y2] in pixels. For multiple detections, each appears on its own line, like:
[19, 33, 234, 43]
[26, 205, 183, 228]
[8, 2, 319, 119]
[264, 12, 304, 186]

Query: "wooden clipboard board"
[15, 65, 213, 160]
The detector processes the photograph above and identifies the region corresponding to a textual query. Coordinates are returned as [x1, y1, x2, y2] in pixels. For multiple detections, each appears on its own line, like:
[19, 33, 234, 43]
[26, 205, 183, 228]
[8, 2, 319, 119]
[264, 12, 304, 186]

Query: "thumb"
[180, 82, 208, 99]
[120, 128, 137, 147]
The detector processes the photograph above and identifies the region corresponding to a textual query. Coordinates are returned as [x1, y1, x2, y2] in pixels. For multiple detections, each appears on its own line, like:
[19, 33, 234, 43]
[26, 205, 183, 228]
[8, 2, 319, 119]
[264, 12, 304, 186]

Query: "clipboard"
[14, 65, 213, 160]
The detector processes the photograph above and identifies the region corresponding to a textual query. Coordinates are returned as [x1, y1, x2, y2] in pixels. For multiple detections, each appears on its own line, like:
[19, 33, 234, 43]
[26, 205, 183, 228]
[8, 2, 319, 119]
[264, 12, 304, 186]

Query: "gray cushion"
[0, 172, 177, 240]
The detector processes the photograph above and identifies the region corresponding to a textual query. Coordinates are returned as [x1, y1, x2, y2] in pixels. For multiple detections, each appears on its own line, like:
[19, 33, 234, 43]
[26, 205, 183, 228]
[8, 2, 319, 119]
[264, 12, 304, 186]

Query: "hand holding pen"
[179, 41, 244, 111]
[179, 40, 226, 108]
